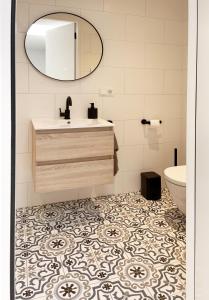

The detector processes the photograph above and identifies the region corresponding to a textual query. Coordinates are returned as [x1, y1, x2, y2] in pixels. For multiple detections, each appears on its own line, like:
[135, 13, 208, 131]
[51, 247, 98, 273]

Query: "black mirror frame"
[24, 12, 104, 82]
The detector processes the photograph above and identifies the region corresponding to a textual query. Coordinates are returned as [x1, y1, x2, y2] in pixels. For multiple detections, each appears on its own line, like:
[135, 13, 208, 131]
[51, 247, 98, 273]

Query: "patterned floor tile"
[15, 189, 186, 299]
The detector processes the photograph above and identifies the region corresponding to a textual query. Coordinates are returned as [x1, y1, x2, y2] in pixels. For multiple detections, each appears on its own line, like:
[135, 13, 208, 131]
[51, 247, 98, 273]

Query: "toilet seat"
[164, 165, 186, 187]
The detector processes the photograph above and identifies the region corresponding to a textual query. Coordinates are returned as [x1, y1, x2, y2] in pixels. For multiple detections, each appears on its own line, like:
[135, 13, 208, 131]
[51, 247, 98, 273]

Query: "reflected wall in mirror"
[25, 13, 103, 81]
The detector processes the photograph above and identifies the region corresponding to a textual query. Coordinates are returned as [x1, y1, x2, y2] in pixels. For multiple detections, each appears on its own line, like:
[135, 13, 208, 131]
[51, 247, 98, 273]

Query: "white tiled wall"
[16, 0, 188, 208]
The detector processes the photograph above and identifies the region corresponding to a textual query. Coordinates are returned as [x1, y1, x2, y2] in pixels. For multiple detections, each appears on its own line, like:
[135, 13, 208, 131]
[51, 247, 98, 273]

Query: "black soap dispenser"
[88, 103, 98, 119]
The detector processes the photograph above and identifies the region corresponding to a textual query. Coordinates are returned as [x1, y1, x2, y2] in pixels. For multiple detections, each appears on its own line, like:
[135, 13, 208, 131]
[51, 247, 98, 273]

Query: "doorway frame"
[186, 0, 197, 299]
[0, 0, 16, 299]
[0, 0, 197, 299]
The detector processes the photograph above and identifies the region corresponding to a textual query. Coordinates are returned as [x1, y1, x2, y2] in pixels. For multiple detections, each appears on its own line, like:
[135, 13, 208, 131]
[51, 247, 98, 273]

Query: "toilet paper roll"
[150, 120, 161, 127]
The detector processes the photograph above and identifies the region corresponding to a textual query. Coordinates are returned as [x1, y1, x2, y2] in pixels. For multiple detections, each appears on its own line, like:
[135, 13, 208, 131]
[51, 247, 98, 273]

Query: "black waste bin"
[141, 172, 161, 200]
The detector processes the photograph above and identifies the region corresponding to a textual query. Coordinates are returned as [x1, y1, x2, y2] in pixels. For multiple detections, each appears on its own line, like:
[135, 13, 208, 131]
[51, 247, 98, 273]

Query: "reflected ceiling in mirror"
[25, 13, 103, 81]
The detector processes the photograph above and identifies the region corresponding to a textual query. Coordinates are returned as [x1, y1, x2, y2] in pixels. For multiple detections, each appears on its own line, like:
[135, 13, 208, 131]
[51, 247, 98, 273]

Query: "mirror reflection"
[25, 13, 103, 81]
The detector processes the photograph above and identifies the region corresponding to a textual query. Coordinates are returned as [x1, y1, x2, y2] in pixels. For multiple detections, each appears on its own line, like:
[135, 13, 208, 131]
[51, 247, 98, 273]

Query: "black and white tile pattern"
[15, 189, 186, 300]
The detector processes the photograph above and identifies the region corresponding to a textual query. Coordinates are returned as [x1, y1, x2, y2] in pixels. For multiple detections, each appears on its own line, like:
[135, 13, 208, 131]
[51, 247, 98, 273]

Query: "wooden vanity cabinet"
[32, 126, 114, 192]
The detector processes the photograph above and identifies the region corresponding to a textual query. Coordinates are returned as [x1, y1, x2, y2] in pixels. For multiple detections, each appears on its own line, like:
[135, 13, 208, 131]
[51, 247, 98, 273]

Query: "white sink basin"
[32, 118, 114, 130]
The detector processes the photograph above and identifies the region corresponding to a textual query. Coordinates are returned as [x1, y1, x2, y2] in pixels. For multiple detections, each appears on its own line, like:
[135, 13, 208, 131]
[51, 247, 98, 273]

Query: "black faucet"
[59, 96, 72, 120]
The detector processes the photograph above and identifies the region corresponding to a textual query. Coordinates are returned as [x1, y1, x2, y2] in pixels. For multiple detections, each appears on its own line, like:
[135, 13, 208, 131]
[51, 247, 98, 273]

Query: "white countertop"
[32, 118, 114, 130]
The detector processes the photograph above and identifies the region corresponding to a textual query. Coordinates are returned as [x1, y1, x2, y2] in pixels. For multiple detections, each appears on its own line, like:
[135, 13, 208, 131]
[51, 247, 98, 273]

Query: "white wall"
[26, 34, 46, 73]
[195, 0, 209, 299]
[186, 0, 197, 299]
[16, 0, 188, 208]
[0, 0, 12, 299]
[46, 23, 75, 79]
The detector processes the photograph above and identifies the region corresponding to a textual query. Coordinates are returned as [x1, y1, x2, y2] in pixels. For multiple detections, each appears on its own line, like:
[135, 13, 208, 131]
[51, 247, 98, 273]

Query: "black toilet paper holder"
[141, 119, 162, 125]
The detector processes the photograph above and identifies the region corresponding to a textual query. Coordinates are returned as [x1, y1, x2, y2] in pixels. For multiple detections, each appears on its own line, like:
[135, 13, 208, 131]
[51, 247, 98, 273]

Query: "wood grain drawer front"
[35, 159, 114, 192]
[35, 130, 114, 162]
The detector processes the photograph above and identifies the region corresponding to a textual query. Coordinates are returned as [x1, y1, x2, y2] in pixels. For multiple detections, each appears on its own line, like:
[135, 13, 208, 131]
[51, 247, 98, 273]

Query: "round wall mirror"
[25, 13, 103, 81]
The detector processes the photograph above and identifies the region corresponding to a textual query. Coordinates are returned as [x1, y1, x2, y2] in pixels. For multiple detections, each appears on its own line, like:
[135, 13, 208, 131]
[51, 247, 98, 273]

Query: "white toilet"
[164, 165, 186, 214]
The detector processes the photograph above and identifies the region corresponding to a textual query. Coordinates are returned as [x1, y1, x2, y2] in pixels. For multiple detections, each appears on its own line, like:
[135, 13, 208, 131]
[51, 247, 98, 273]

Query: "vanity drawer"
[35, 129, 114, 162]
[34, 159, 114, 192]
